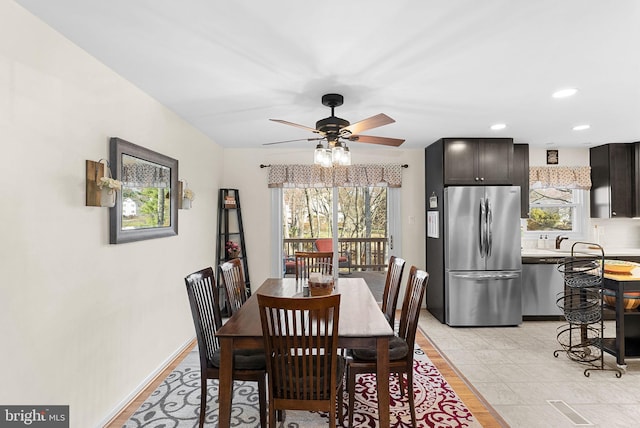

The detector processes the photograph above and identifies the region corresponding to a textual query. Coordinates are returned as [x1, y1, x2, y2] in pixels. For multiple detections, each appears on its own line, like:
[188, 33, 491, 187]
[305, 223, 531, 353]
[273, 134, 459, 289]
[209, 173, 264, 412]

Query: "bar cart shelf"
[553, 242, 623, 377]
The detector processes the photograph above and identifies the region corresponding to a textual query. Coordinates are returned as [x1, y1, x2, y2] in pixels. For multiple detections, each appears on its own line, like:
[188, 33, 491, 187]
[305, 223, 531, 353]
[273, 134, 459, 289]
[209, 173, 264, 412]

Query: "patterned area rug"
[123, 344, 480, 428]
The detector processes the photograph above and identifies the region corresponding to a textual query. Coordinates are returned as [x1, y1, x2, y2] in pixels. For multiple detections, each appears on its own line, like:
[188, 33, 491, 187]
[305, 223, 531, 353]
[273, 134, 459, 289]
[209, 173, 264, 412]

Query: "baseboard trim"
[100, 337, 196, 427]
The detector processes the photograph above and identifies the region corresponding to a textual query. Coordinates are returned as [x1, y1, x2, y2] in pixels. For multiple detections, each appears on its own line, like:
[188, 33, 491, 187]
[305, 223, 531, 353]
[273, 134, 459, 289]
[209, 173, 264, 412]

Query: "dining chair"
[381, 256, 406, 329]
[346, 266, 429, 428]
[314, 238, 352, 273]
[257, 293, 345, 428]
[184, 267, 267, 428]
[219, 258, 249, 316]
[294, 251, 333, 281]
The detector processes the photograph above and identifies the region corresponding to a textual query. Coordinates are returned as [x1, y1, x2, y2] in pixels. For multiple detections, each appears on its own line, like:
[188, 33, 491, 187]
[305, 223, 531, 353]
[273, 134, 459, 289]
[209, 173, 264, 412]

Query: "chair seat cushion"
[350, 336, 409, 361]
[211, 348, 266, 370]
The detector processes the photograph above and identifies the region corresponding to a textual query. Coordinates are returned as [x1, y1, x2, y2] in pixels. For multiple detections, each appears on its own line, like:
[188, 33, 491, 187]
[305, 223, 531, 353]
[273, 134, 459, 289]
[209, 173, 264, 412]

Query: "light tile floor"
[418, 310, 640, 427]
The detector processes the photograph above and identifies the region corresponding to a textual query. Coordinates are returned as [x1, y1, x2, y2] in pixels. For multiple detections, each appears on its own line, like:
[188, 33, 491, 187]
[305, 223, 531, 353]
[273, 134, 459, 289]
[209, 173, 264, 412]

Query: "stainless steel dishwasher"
[522, 257, 565, 317]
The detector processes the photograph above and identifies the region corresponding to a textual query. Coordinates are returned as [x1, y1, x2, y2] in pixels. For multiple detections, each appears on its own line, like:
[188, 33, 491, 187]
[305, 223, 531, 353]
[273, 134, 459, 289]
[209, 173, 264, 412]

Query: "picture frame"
[546, 150, 559, 165]
[109, 137, 179, 244]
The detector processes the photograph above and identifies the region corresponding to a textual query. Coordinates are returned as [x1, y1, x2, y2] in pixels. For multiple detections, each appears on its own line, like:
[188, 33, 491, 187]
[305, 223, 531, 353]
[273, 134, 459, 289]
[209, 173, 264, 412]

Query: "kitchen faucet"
[555, 235, 569, 250]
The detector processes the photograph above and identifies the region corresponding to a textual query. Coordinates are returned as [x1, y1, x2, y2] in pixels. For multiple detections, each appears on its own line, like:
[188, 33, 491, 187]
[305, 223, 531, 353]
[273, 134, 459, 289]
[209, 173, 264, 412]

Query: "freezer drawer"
[446, 270, 522, 326]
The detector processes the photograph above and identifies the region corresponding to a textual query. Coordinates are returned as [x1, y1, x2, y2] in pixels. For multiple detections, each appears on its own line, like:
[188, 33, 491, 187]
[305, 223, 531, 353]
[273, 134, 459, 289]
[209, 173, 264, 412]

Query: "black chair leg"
[348, 369, 356, 428]
[199, 376, 207, 428]
[408, 369, 417, 428]
[257, 377, 267, 428]
[337, 378, 345, 426]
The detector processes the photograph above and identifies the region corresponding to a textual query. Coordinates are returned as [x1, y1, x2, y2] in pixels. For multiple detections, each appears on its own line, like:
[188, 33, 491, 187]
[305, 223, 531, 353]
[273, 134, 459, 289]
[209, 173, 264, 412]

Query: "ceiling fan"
[264, 93, 405, 148]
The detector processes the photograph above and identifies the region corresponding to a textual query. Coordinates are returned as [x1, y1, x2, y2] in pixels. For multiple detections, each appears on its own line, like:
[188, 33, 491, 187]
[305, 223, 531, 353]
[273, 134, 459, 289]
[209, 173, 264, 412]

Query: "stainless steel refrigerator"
[444, 186, 522, 326]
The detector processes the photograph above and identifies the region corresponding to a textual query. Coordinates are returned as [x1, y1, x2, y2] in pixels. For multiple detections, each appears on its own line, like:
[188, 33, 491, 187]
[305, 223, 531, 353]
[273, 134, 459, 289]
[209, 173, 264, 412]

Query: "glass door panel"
[282, 186, 388, 275]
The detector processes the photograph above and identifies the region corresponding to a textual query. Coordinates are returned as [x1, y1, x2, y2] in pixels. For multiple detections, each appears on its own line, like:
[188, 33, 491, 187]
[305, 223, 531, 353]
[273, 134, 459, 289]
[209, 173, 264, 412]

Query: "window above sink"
[523, 187, 588, 240]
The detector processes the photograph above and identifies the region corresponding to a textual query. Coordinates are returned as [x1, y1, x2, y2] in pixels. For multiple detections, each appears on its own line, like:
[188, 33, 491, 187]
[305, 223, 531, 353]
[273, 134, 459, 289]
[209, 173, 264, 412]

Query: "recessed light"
[573, 124, 590, 131]
[490, 123, 506, 130]
[552, 88, 578, 98]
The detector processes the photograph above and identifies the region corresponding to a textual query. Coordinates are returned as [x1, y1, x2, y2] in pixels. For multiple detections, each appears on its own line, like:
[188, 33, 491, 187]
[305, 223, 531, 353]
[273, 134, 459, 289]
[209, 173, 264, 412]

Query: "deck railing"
[283, 237, 388, 272]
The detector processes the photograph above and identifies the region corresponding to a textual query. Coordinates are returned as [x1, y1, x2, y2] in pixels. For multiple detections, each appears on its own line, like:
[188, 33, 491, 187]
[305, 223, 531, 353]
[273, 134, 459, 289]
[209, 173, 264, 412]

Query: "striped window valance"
[529, 166, 591, 190]
[267, 164, 403, 188]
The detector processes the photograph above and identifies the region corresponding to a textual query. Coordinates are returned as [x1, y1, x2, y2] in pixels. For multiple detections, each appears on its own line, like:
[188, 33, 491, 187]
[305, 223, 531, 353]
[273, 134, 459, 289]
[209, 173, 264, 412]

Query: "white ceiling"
[16, 0, 640, 150]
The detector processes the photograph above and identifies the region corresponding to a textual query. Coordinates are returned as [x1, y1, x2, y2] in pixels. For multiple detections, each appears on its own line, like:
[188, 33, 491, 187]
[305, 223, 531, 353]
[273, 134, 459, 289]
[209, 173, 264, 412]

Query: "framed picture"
[109, 137, 179, 244]
[546, 150, 559, 165]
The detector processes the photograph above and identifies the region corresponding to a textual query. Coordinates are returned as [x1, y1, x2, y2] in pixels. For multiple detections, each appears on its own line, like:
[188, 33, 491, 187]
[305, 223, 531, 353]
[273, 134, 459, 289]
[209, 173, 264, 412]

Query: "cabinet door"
[590, 144, 634, 218]
[443, 139, 479, 185]
[478, 139, 514, 185]
[636, 143, 640, 217]
[513, 144, 530, 218]
[609, 144, 634, 217]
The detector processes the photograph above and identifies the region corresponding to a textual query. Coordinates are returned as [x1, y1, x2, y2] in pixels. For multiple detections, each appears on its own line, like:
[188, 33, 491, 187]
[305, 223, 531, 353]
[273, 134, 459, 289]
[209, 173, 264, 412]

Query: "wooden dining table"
[215, 277, 394, 427]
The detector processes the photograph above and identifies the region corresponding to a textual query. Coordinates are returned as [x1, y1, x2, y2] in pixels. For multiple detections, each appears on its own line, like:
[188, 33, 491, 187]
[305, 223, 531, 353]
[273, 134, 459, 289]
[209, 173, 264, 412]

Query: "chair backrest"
[219, 258, 248, 316]
[381, 256, 406, 328]
[397, 266, 429, 353]
[184, 267, 222, 369]
[294, 251, 333, 281]
[314, 238, 333, 252]
[258, 294, 341, 405]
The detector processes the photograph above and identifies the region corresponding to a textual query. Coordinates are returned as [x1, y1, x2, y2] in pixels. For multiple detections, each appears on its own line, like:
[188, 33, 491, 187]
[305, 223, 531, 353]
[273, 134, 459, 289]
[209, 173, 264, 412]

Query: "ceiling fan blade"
[348, 134, 405, 147]
[262, 137, 324, 146]
[342, 113, 395, 135]
[269, 118, 319, 134]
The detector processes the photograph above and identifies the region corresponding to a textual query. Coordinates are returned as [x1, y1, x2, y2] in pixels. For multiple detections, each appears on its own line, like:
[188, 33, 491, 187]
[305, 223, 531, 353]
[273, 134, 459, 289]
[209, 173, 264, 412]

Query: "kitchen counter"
[520, 247, 640, 319]
[522, 247, 640, 258]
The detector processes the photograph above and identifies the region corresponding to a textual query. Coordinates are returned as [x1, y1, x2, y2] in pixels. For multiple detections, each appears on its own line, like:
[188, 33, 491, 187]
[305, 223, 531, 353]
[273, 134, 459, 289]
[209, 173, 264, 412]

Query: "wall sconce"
[86, 159, 122, 207]
[178, 180, 195, 209]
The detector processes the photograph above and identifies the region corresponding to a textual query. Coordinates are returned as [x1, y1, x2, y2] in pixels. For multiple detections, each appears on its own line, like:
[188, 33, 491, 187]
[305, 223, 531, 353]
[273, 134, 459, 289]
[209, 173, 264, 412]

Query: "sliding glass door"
[279, 186, 396, 276]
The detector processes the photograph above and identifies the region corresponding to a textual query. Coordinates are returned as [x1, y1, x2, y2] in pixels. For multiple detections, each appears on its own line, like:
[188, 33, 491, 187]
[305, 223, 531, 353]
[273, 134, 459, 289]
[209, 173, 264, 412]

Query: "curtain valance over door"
[267, 164, 403, 188]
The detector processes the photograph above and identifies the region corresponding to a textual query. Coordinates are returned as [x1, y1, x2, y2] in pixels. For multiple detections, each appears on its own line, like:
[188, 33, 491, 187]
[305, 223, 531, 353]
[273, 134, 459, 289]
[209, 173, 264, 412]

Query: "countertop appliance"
[444, 186, 522, 326]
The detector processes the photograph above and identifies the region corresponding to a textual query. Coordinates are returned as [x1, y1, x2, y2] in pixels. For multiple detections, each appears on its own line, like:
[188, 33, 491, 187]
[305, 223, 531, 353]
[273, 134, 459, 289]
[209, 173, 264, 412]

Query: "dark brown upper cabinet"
[590, 143, 634, 218]
[443, 138, 514, 185]
[513, 144, 530, 218]
[636, 143, 640, 217]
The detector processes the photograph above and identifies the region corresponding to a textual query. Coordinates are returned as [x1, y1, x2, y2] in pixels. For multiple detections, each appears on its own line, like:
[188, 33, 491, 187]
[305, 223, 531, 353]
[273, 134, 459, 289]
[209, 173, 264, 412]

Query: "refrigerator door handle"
[479, 198, 486, 258]
[486, 198, 493, 257]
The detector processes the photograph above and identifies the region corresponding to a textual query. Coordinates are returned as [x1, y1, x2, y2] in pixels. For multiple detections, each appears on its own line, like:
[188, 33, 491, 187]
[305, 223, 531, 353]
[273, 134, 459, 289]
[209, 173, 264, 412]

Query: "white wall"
[222, 147, 427, 292]
[529, 147, 589, 166]
[0, 2, 222, 426]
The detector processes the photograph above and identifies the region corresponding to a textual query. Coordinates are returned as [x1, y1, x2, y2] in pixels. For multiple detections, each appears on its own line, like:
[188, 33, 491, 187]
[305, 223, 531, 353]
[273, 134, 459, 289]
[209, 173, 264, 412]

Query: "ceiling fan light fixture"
[321, 148, 333, 168]
[314, 142, 326, 165]
[272, 93, 402, 164]
[332, 141, 345, 165]
[342, 145, 351, 166]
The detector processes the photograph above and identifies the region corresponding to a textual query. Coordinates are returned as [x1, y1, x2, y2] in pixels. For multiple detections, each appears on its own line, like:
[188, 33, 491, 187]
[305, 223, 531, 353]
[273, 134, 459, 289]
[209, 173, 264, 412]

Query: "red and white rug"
[124, 346, 481, 427]
[344, 346, 480, 427]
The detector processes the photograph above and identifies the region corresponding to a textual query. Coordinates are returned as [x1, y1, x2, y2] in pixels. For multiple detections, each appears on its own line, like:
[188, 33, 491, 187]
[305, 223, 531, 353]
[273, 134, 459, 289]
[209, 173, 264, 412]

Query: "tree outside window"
[526, 188, 577, 232]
